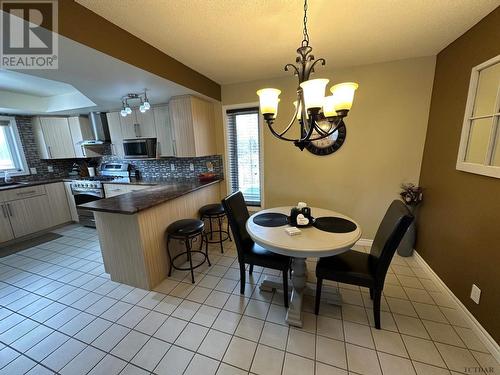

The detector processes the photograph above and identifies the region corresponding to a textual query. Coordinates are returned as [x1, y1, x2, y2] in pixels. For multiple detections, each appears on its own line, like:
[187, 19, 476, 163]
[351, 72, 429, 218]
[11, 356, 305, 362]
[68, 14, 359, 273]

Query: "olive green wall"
[417, 7, 500, 342]
[220, 56, 436, 238]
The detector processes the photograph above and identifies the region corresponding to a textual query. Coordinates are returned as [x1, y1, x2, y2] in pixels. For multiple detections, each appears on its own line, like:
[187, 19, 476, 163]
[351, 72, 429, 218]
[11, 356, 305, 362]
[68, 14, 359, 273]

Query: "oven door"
[72, 190, 102, 227]
[123, 138, 156, 159]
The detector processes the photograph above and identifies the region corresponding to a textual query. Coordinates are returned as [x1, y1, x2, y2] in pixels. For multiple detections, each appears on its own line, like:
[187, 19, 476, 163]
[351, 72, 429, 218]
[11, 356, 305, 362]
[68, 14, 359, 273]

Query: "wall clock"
[304, 119, 346, 156]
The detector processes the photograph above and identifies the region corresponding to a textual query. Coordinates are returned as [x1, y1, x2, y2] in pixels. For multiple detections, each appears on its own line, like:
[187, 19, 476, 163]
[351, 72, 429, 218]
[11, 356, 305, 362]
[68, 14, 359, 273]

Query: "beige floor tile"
[371, 328, 408, 357]
[191, 305, 220, 327]
[378, 352, 416, 375]
[404, 287, 435, 304]
[386, 297, 418, 317]
[154, 316, 188, 343]
[282, 353, 314, 375]
[250, 344, 284, 375]
[402, 335, 446, 367]
[412, 361, 451, 375]
[454, 327, 489, 353]
[317, 315, 344, 340]
[435, 342, 480, 373]
[422, 320, 465, 347]
[344, 321, 375, 348]
[216, 363, 247, 375]
[184, 353, 219, 375]
[316, 336, 347, 369]
[315, 362, 348, 375]
[212, 310, 241, 334]
[259, 321, 289, 350]
[394, 314, 430, 339]
[341, 304, 369, 325]
[130, 337, 170, 372]
[439, 307, 469, 328]
[198, 329, 232, 360]
[470, 350, 500, 374]
[287, 328, 316, 359]
[412, 302, 448, 323]
[155, 345, 193, 375]
[174, 322, 209, 351]
[222, 336, 257, 371]
[346, 343, 382, 375]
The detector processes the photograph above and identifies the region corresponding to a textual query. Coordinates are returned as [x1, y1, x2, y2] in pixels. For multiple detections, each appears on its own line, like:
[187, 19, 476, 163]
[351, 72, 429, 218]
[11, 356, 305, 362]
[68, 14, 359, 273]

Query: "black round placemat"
[253, 213, 289, 227]
[314, 216, 357, 233]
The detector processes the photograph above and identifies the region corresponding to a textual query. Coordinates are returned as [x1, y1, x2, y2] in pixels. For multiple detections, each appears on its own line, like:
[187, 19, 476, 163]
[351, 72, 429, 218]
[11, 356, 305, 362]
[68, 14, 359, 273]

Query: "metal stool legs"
[166, 232, 210, 283]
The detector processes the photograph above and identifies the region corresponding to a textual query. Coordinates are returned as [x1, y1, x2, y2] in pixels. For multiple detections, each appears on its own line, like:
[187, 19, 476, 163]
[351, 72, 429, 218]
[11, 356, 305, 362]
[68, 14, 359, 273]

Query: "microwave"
[123, 138, 157, 159]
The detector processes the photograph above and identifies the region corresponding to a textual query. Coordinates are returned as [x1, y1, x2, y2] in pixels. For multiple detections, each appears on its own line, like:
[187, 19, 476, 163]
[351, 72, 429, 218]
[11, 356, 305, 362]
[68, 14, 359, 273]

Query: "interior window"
[225, 107, 263, 206]
[0, 117, 29, 177]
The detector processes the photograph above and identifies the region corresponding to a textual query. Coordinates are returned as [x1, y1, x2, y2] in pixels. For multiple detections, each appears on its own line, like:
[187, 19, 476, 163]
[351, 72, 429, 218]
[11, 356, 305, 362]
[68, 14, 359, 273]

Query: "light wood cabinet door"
[40, 117, 76, 159]
[106, 112, 125, 158]
[0, 204, 14, 243]
[7, 195, 51, 238]
[153, 105, 174, 157]
[120, 111, 138, 139]
[64, 182, 79, 222]
[45, 183, 71, 226]
[169, 96, 196, 157]
[135, 109, 156, 138]
[192, 97, 216, 156]
[104, 184, 128, 197]
[68, 116, 93, 158]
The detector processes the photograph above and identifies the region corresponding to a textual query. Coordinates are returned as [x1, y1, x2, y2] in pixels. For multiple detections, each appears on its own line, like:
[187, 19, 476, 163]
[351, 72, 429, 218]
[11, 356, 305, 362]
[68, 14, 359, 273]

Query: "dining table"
[246, 206, 362, 327]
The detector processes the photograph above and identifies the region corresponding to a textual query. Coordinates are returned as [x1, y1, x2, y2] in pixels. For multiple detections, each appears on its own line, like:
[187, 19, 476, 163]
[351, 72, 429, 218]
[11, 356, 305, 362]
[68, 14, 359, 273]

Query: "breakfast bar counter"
[78, 179, 222, 290]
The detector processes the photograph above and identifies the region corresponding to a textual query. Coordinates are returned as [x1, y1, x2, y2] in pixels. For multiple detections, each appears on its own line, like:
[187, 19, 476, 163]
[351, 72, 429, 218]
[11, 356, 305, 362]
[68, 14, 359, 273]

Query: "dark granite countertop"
[78, 179, 222, 215]
[0, 179, 63, 191]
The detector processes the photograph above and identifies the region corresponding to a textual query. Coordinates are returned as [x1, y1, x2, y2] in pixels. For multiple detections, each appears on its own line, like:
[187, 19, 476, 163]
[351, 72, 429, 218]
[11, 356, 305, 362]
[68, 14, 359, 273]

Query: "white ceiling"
[77, 0, 500, 84]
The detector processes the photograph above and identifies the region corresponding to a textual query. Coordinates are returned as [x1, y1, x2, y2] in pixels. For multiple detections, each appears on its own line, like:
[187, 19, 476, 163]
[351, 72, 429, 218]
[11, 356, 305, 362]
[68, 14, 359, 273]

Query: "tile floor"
[0, 224, 498, 375]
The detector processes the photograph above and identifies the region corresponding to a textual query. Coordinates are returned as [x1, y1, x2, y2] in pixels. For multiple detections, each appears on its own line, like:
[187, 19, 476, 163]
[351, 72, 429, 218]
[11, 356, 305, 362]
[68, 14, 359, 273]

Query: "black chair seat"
[199, 203, 225, 216]
[167, 219, 204, 236]
[316, 250, 375, 288]
[244, 244, 290, 270]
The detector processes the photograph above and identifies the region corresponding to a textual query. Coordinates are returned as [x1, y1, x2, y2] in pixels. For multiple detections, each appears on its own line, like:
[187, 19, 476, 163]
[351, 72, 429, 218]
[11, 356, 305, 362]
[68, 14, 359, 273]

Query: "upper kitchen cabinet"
[106, 111, 125, 158]
[68, 116, 102, 158]
[169, 95, 216, 157]
[120, 109, 156, 139]
[153, 105, 174, 157]
[33, 117, 76, 159]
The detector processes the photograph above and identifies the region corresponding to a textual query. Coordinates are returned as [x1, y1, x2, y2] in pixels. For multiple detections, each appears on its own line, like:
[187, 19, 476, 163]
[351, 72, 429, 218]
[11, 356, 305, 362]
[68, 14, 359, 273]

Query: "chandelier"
[256, 0, 358, 151]
[120, 90, 151, 117]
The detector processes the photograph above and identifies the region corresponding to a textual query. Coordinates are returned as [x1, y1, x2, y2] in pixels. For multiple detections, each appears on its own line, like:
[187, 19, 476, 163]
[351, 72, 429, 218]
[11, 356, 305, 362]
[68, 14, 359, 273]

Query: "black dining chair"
[222, 191, 291, 308]
[314, 200, 413, 329]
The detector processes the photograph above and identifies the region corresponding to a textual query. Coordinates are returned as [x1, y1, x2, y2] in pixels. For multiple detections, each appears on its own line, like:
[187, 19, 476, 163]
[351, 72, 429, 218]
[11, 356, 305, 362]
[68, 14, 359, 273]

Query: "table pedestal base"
[259, 257, 343, 327]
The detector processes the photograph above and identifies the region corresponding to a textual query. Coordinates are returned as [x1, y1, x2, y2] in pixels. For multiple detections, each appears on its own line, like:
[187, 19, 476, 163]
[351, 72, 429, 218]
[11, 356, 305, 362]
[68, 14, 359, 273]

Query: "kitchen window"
[0, 116, 29, 177]
[225, 106, 264, 207]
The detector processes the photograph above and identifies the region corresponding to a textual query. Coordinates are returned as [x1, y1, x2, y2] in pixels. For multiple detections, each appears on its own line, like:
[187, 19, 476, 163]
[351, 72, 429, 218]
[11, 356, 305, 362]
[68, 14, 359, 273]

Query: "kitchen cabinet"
[64, 182, 79, 222]
[68, 116, 102, 158]
[33, 117, 76, 159]
[46, 182, 71, 226]
[104, 183, 150, 198]
[7, 195, 51, 238]
[106, 112, 125, 158]
[0, 204, 14, 243]
[169, 95, 216, 157]
[120, 109, 156, 139]
[153, 105, 174, 157]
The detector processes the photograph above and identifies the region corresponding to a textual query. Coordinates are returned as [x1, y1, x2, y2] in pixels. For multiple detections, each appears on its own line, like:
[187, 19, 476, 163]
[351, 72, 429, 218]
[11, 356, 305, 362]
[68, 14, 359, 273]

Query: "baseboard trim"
[413, 250, 500, 363]
[356, 238, 373, 247]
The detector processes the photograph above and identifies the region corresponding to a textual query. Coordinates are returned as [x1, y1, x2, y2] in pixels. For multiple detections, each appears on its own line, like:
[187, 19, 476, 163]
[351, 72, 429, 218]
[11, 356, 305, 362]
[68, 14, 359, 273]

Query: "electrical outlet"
[47, 165, 54, 173]
[207, 162, 214, 172]
[170, 164, 175, 171]
[470, 284, 481, 304]
[189, 163, 194, 171]
[30, 167, 37, 174]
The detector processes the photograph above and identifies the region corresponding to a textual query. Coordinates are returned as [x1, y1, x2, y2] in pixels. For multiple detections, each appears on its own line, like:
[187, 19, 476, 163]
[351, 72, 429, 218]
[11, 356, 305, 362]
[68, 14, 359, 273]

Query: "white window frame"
[456, 54, 500, 178]
[222, 102, 265, 210]
[0, 116, 29, 177]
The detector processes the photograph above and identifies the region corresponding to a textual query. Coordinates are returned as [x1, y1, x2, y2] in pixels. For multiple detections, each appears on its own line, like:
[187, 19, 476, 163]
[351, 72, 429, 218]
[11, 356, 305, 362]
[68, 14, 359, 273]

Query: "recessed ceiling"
[76, 0, 499, 84]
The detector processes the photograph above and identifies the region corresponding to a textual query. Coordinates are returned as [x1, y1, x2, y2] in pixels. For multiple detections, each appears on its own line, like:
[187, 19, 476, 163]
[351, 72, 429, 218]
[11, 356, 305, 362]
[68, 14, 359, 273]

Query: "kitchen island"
[79, 179, 222, 289]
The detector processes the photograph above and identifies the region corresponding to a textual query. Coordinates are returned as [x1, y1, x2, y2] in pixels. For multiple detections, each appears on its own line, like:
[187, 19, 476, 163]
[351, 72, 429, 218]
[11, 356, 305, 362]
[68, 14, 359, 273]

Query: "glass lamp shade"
[120, 109, 127, 117]
[322, 95, 337, 117]
[330, 82, 359, 111]
[125, 106, 132, 114]
[143, 101, 151, 110]
[139, 104, 146, 113]
[299, 78, 329, 110]
[257, 88, 281, 115]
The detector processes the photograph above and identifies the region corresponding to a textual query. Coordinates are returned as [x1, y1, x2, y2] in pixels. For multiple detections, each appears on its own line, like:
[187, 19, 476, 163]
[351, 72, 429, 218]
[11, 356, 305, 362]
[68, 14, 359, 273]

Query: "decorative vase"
[397, 205, 417, 257]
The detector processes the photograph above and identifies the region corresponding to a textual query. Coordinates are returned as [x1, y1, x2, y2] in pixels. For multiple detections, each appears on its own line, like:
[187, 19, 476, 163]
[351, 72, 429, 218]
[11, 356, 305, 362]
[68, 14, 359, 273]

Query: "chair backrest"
[221, 191, 254, 262]
[370, 200, 414, 285]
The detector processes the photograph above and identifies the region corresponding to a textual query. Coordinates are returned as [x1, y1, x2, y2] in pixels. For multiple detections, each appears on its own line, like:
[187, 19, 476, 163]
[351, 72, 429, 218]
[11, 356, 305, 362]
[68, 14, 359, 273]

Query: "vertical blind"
[226, 107, 261, 206]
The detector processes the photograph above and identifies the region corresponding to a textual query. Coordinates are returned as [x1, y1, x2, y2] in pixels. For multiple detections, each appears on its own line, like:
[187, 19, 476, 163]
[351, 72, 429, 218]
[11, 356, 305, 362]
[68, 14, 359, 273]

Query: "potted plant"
[397, 183, 423, 257]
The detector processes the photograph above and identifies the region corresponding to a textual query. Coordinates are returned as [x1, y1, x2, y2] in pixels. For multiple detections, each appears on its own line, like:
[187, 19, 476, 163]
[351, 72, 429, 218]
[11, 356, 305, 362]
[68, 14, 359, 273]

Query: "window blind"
[226, 107, 261, 206]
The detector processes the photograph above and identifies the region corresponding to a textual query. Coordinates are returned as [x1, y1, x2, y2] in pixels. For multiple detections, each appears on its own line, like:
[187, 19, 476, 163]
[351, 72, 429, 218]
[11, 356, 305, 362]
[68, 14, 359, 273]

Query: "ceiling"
[77, 0, 500, 84]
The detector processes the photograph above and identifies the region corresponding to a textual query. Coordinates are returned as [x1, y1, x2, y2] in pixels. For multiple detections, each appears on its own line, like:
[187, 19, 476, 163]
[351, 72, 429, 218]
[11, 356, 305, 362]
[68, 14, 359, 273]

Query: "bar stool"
[166, 218, 210, 283]
[199, 203, 232, 253]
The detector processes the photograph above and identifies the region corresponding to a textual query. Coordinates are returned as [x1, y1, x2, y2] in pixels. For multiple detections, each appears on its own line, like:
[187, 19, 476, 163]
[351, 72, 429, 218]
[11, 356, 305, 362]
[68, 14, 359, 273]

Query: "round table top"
[246, 206, 362, 258]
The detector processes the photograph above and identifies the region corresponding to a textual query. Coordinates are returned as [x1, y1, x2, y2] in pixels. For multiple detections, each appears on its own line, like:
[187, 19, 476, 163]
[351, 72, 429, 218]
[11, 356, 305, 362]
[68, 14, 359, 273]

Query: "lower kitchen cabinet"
[104, 183, 150, 198]
[7, 195, 51, 238]
[64, 181, 79, 222]
[0, 204, 14, 243]
[46, 182, 72, 226]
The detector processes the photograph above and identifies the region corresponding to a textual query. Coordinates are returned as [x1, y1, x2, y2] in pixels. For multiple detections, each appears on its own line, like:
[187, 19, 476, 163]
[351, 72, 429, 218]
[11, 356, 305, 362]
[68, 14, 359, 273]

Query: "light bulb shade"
[330, 82, 358, 111]
[257, 88, 281, 115]
[322, 95, 337, 117]
[125, 106, 132, 114]
[139, 105, 146, 113]
[120, 109, 127, 117]
[299, 78, 329, 110]
[143, 101, 150, 110]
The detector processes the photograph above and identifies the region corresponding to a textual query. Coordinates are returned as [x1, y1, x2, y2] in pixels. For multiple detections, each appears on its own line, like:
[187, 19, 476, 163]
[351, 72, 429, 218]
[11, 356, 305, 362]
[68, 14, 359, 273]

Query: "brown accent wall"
[58, 1, 221, 101]
[417, 7, 500, 342]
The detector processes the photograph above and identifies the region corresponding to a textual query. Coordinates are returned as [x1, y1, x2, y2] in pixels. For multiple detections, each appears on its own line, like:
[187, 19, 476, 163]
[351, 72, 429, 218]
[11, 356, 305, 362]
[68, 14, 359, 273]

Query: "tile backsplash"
[8, 116, 223, 182]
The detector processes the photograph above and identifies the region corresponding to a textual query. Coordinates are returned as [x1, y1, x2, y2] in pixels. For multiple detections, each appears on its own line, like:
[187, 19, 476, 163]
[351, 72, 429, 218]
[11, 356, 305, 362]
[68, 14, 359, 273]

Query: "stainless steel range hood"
[82, 112, 111, 145]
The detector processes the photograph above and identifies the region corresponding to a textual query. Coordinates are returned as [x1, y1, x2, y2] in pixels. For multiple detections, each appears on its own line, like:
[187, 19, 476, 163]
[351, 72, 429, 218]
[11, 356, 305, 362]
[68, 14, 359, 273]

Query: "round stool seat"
[167, 219, 204, 236]
[199, 203, 225, 217]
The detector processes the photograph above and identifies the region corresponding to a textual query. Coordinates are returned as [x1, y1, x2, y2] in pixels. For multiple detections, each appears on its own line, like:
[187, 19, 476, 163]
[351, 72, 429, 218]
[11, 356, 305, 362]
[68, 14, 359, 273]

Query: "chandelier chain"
[301, 0, 309, 47]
